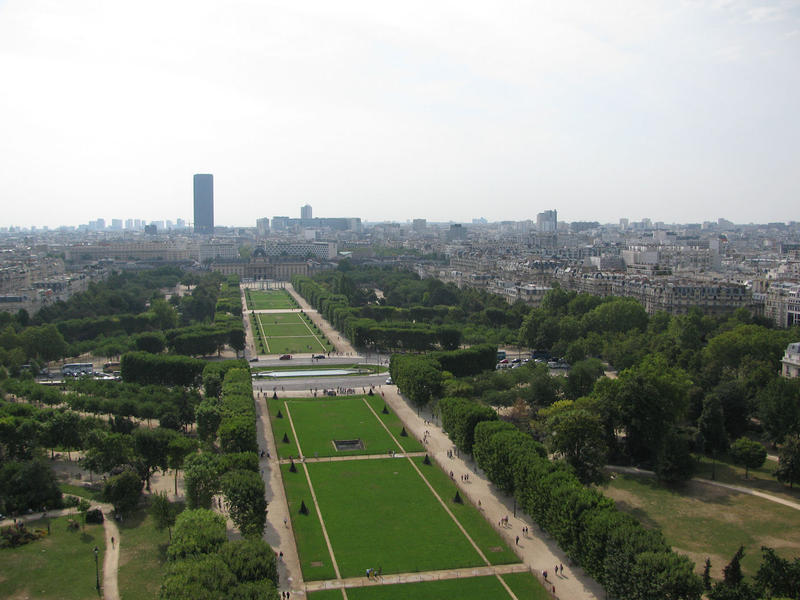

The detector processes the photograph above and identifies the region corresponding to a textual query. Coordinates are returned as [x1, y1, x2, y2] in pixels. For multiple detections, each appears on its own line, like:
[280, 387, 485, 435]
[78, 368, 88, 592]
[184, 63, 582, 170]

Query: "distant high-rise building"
[193, 174, 214, 234]
[412, 219, 427, 232]
[111, 219, 123, 230]
[536, 210, 557, 233]
[301, 204, 312, 220]
[256, 217, 270, 236]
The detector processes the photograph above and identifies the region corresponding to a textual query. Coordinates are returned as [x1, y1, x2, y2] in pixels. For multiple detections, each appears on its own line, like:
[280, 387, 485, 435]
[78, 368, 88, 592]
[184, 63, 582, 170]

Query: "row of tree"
[440, 403, 704, 599]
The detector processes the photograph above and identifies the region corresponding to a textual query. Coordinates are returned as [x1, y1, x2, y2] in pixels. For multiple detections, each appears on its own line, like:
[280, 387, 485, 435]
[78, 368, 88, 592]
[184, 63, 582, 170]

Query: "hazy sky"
[1, 1, 799, 228]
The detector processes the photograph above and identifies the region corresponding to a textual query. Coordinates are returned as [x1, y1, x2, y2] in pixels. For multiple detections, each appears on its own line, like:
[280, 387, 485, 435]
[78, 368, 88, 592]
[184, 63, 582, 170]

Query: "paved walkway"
[254, 393, 305, 596]
[608, 465, 800, 511]
[305, 563, 530, 592]
[381, 385, 604, 600]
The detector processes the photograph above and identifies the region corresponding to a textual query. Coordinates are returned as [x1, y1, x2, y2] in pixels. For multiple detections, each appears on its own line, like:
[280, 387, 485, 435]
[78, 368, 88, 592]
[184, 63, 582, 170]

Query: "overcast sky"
[1, 1, 798, 228]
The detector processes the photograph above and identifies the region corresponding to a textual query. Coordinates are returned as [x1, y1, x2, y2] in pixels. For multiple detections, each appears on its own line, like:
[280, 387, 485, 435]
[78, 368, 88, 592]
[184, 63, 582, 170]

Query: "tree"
[150, 491, 180, 540]
[754, 546, 800, 600]
[220, 470, 267, 537]
[758, 378, 800, 446]
[183, 453, 220, 509]
[654, 427, 696, 483]
[219, 538, 278, 585]
[102, 467, 143, 514]
[545, 405, 608, 485]
[167, 436, 198, 496]
[699, 395, 729, 455]
[134, 331, 166, 354]
[729, 437, 767, 479]
[133, 427, 174, 491]
[775, 435, 800, 489]
[84, 432, 134, 475]
[167, 508, 227, 560]
[0, 459, 62, 514]
[160, 554, 236, 600]
[563, 358, 605, 400]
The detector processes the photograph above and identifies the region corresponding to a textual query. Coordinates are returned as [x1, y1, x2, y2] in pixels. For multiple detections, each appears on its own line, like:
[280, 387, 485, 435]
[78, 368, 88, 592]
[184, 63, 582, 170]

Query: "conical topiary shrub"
[282, 433, 290, 443]
[453, 491, 463, 504]
[382, 405, 389, 414]
[289, 460, 297, 473]
[299, 500, 309, 515]
[400, 427, 408, 437]
[423, 454, 431, 465]
[276, 410, 283, 419]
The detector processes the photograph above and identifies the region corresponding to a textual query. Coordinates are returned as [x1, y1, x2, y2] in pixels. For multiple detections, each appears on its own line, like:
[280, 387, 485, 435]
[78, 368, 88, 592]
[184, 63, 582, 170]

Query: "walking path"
[254, 395, 305, 596]
[608, 465, 800, 511]
[305, 563, 530, 592]
[381, 385, 605, 600]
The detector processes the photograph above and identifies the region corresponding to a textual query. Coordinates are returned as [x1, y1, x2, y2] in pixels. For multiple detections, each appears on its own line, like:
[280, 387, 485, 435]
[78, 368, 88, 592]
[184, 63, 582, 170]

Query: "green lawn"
[694, 454, 800, 505]
[285, 396, 403, 458]
[267, 398, 302, 457]
[307, 573, 549, 599]
[281, 463, 338, 581]
[364, 395, 424, 453]
[603, 472, 800, 578]
[0, 515, 106, 599]
[261, 323, 315, 337]
[60, 482, 103, 501]
[411, 456, 518, 566]
[245, 289, 296, 310]
[306, 459, 486, 578]
[312, 576, 514, 599]
[251, 312, 332, 355]
[117, 503, 174, 600]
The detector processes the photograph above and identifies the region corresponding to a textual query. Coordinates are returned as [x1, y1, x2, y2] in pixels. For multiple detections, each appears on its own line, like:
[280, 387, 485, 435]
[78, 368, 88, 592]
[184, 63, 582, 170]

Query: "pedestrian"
[478, 500, 481, 509]
[543, 570, 548, 580]
[279, 551, 283, 560]
[555, 565, 558, 576]
[111, 536, 115, 547]
[284, 517, 288, 528]
[515, 535, 519, 545]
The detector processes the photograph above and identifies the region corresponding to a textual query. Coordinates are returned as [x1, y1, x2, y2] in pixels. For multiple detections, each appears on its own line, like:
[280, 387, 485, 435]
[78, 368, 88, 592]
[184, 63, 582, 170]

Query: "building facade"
[193, 174, 214, 234]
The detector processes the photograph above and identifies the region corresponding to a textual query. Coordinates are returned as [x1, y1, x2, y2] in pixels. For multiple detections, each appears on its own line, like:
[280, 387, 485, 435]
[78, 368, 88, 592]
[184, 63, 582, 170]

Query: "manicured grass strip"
[117, 504, 172, 600]
[60, 482, 103, 501]
[246, 289, 296, 310]
[364, 395, 424, 453]
[267, 398, 301, 457]
[251, 314, 270, 354]
[287, 396, 400, 458]
[261, 323, 316, 337]
[307, 459, 486, 578]
[412, 456, 518, 566]
[0, 515, 106, 600]
[604, 473, 800, 576]
[281, 463, 338, 581]
[310, 575, 515, 599]
[502, 572, 552, 599]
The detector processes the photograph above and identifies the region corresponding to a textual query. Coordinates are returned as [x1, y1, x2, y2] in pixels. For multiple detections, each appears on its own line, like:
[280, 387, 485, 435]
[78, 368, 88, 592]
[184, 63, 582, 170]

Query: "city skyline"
[1, 1, 799, 228]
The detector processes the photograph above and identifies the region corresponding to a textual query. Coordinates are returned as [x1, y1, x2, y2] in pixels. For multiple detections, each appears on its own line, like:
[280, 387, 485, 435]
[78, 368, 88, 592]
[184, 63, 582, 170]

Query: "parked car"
[313, 354, 326, 359]
[499, 358, 509, 364]
[249, 358, 258, 362]
[386, 377, 393, 384]
[279, 354, 292, 360]
[511, 357, 521, 364]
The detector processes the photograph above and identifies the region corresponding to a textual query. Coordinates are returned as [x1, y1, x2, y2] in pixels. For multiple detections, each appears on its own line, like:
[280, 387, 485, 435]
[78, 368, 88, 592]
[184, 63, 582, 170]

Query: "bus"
[496, 351, 507, 361]
[103, 361, 120, 373]
[61, 363, 94, 376]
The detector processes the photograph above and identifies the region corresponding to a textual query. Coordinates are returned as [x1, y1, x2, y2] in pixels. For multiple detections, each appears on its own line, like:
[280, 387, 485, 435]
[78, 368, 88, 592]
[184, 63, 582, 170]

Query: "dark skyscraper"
[193, 174, 214, 234]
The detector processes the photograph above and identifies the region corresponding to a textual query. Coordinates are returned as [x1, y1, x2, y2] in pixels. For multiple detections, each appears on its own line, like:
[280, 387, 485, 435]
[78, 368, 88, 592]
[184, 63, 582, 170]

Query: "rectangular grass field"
[245, 289, 296, 310]
[253, 312, 328, 354]
[305, 458, 487, 578]
[268, 396, 423, 459]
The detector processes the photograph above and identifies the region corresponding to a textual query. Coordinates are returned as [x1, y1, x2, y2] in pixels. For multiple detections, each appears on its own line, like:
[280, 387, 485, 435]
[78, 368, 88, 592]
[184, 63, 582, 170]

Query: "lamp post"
[94, 546, 99, 592]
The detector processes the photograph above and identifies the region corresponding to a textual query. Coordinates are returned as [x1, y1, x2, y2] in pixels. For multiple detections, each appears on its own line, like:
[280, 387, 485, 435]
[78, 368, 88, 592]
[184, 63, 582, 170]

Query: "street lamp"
[94, 546, 99, 592]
